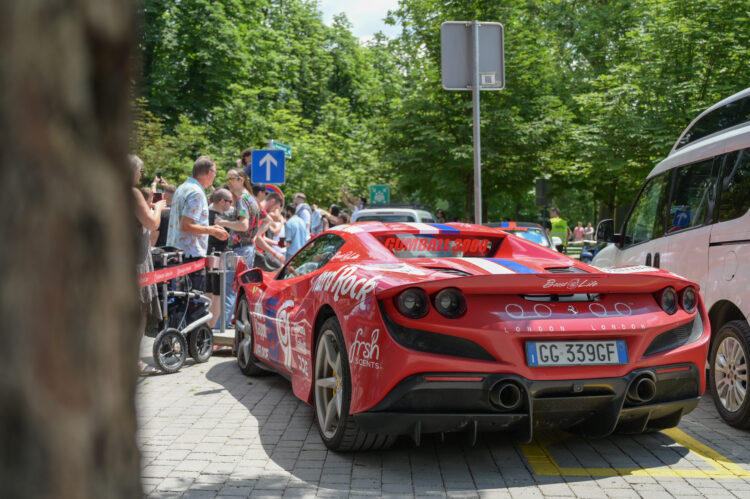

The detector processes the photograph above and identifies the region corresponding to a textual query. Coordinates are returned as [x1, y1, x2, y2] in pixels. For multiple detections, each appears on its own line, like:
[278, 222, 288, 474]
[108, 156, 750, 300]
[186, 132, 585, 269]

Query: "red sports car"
[232, 222, 709, 451]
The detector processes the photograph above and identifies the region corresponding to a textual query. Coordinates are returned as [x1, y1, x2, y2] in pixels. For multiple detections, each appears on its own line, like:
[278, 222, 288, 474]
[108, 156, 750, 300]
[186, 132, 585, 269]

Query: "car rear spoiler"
[375, 270, 694, 299]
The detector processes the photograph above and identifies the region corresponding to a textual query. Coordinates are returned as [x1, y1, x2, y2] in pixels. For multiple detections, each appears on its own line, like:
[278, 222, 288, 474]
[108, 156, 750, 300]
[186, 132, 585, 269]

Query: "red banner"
[138, 258, 208, 287]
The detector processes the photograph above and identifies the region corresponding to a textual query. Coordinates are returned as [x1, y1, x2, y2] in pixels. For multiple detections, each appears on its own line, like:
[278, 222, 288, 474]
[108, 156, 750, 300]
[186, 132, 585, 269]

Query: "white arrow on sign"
[259, 153, 278, 180]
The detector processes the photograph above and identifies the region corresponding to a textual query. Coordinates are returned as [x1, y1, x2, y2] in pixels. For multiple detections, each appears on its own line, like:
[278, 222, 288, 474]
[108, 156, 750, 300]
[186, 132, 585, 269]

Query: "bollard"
[217, 250, 237, 334]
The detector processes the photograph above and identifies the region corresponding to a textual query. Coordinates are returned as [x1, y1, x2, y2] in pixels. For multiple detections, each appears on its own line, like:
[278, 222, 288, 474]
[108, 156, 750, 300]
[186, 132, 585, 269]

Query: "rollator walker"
[147, 247, 215, 373]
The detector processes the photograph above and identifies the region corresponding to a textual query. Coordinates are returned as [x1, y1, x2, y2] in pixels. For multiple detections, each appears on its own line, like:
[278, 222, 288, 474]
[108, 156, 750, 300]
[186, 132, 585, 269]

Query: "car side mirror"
[239, 268, 264, 285]
[596, 219, 615, 243]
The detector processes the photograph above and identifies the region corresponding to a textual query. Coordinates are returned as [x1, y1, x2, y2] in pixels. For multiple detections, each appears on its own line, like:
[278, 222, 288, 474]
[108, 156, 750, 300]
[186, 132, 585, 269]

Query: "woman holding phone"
[130, 155, 166, 374]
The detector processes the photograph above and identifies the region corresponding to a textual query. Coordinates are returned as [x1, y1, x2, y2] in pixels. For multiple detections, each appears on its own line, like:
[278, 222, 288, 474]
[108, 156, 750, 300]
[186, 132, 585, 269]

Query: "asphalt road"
[137, 350, 750, 498]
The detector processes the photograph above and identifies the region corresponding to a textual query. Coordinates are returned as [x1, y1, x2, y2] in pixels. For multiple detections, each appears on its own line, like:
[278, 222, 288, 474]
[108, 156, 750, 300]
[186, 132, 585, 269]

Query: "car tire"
[235, 295, 268, 376]
[313, 316, 396, 451]
[152, 328, 187, 374]
[188, 325, 213, 363]
[710, 320, 750, 428]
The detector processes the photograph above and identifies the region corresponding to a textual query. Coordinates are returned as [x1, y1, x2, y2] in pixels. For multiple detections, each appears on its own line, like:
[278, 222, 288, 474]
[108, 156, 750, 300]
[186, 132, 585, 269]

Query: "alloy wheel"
[715, 336, 748, 412]
[315, 329, 343, 439]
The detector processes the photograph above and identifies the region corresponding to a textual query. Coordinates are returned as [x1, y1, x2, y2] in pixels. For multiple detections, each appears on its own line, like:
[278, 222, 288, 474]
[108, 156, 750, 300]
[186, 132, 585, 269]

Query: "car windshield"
[356, 215, 416, 222]
[507, 228, 550, 247]
[375, 234, 501, 258]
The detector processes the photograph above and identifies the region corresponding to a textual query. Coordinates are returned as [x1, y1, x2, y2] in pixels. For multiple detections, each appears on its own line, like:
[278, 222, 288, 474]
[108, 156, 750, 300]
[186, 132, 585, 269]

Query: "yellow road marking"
[520, 428, 750, 479]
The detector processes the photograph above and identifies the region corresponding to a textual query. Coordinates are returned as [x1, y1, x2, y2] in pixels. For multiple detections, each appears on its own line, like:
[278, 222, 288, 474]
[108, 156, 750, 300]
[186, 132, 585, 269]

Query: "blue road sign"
[249, 149, 285, 184]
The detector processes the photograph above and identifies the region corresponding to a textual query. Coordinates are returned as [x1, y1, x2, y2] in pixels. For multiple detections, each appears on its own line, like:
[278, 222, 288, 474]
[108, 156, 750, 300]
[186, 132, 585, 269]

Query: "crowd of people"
[132, 152, 367, 373]
[545, 207, 596, 253]
[132, 151, 602, 375]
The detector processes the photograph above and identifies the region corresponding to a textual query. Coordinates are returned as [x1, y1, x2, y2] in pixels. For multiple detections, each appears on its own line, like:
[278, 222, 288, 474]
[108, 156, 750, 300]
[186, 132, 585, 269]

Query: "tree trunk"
[0, 0, 141, 497]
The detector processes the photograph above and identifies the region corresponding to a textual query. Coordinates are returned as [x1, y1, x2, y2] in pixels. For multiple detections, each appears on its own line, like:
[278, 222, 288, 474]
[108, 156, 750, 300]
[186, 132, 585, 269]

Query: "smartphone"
[152, 192, 164, 202]
[156, 172, 163, 179]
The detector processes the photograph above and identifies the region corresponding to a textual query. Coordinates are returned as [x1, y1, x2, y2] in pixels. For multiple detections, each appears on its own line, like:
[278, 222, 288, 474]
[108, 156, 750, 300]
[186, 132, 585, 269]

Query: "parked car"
[351, 205, 436, 223]
[593, 87, 750, 427]
[232, 221, 708, 450]
[486, 221, 554, 249]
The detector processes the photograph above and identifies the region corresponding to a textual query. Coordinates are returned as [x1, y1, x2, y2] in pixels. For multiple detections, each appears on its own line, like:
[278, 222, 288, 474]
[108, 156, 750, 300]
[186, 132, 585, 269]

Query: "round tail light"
[395, 288, 429, 319]
[433, 288, 466, 318]
[681, 286, 697, 313]
[658, 287, 678, 315]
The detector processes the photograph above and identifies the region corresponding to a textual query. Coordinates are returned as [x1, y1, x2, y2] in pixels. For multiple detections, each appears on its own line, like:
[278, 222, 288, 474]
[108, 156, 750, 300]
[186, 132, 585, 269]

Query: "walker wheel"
[152, 328, 187, 374]
[188, 325, 213, 363]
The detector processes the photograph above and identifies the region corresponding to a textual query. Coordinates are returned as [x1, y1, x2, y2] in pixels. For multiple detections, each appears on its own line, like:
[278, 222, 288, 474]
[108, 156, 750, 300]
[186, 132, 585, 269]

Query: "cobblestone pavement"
[137, 351, 750, 498]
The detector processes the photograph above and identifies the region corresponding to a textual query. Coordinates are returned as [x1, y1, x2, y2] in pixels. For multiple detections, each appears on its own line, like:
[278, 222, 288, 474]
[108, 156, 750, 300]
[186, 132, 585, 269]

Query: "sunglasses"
[227, 177, 241, 183]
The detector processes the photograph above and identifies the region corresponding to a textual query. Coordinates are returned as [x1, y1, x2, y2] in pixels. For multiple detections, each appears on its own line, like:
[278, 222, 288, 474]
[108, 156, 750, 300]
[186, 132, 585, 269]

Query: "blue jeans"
[220, 245, 255, 328]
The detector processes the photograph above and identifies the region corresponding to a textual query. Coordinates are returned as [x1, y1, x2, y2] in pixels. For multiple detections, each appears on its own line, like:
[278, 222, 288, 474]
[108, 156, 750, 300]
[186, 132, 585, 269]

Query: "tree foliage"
[541, 0, 750, 217]
[134, 0, 395, 207]
[133, 0, 750, 224]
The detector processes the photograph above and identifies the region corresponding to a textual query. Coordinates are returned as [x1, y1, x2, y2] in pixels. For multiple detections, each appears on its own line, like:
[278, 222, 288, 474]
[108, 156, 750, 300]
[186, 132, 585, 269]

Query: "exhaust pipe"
[490, 381, 524, 411]
[627, 373, 657, 404]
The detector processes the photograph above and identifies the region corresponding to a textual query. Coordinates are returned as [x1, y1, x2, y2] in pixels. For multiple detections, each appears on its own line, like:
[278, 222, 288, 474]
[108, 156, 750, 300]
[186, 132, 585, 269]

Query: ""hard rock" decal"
[312, 265, 380, 303]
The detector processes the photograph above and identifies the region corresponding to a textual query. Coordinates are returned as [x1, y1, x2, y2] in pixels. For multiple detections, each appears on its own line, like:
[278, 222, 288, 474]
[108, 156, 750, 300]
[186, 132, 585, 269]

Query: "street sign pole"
[472, 21, 482, 225]
[441, 20, 502, 226]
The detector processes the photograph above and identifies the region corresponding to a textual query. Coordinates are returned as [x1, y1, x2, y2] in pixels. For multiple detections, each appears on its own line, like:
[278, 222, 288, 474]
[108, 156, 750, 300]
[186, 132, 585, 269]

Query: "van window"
[677, 96, 750, 149]
[718, 148, 750, 222]
[624, 172, 670, 247]
[667, 158, 717, 233]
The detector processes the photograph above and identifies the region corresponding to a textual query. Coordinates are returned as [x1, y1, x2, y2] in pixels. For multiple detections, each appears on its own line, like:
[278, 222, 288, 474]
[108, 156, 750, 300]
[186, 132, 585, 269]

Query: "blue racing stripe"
[428, 223, 460, 234]
[486, 258, 538, 274]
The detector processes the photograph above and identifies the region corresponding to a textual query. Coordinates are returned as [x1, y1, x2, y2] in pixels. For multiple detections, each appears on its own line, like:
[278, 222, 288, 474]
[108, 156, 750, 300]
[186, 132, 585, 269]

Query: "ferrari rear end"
[354, 267, 708, 443]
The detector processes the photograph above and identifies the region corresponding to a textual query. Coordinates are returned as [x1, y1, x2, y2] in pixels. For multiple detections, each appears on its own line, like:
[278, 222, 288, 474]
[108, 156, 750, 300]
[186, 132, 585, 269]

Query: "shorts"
[183, 257, 207, 292]
[206, 271, 222, 295]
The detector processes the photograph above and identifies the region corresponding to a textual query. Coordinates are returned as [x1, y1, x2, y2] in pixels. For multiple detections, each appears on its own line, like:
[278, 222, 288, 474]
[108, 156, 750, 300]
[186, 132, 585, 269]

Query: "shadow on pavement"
[197, 356, 727, 497]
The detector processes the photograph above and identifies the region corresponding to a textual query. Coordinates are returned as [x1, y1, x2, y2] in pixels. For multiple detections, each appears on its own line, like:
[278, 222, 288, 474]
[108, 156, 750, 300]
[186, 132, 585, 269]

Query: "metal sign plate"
[441, 21, 504, 91]
[249, 149, 285, 184]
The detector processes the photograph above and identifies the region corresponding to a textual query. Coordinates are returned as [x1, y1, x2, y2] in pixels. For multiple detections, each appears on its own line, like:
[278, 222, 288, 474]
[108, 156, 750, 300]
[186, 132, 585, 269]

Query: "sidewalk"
[137, 354, 750, 498]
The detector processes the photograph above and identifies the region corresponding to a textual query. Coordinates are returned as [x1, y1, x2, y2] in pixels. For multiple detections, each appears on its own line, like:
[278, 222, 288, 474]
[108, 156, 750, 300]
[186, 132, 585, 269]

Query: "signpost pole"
[441, 20, 502, 224]
[472, 20, 482, 225]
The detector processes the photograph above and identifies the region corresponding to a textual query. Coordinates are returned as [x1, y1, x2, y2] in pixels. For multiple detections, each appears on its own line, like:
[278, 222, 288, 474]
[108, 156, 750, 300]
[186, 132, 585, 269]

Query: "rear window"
[356, 214, 416, 222]
[507, 228, 550, 247]
[376, 234, 502, 258]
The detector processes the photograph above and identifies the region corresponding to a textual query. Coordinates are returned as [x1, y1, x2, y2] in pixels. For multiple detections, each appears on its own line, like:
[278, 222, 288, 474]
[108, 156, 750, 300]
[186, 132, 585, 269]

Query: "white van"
[593, 87, 750, 427]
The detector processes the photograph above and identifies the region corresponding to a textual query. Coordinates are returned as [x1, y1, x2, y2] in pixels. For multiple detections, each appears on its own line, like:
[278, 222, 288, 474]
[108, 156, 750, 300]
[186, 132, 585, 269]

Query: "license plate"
[526, 340, 628, 367]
